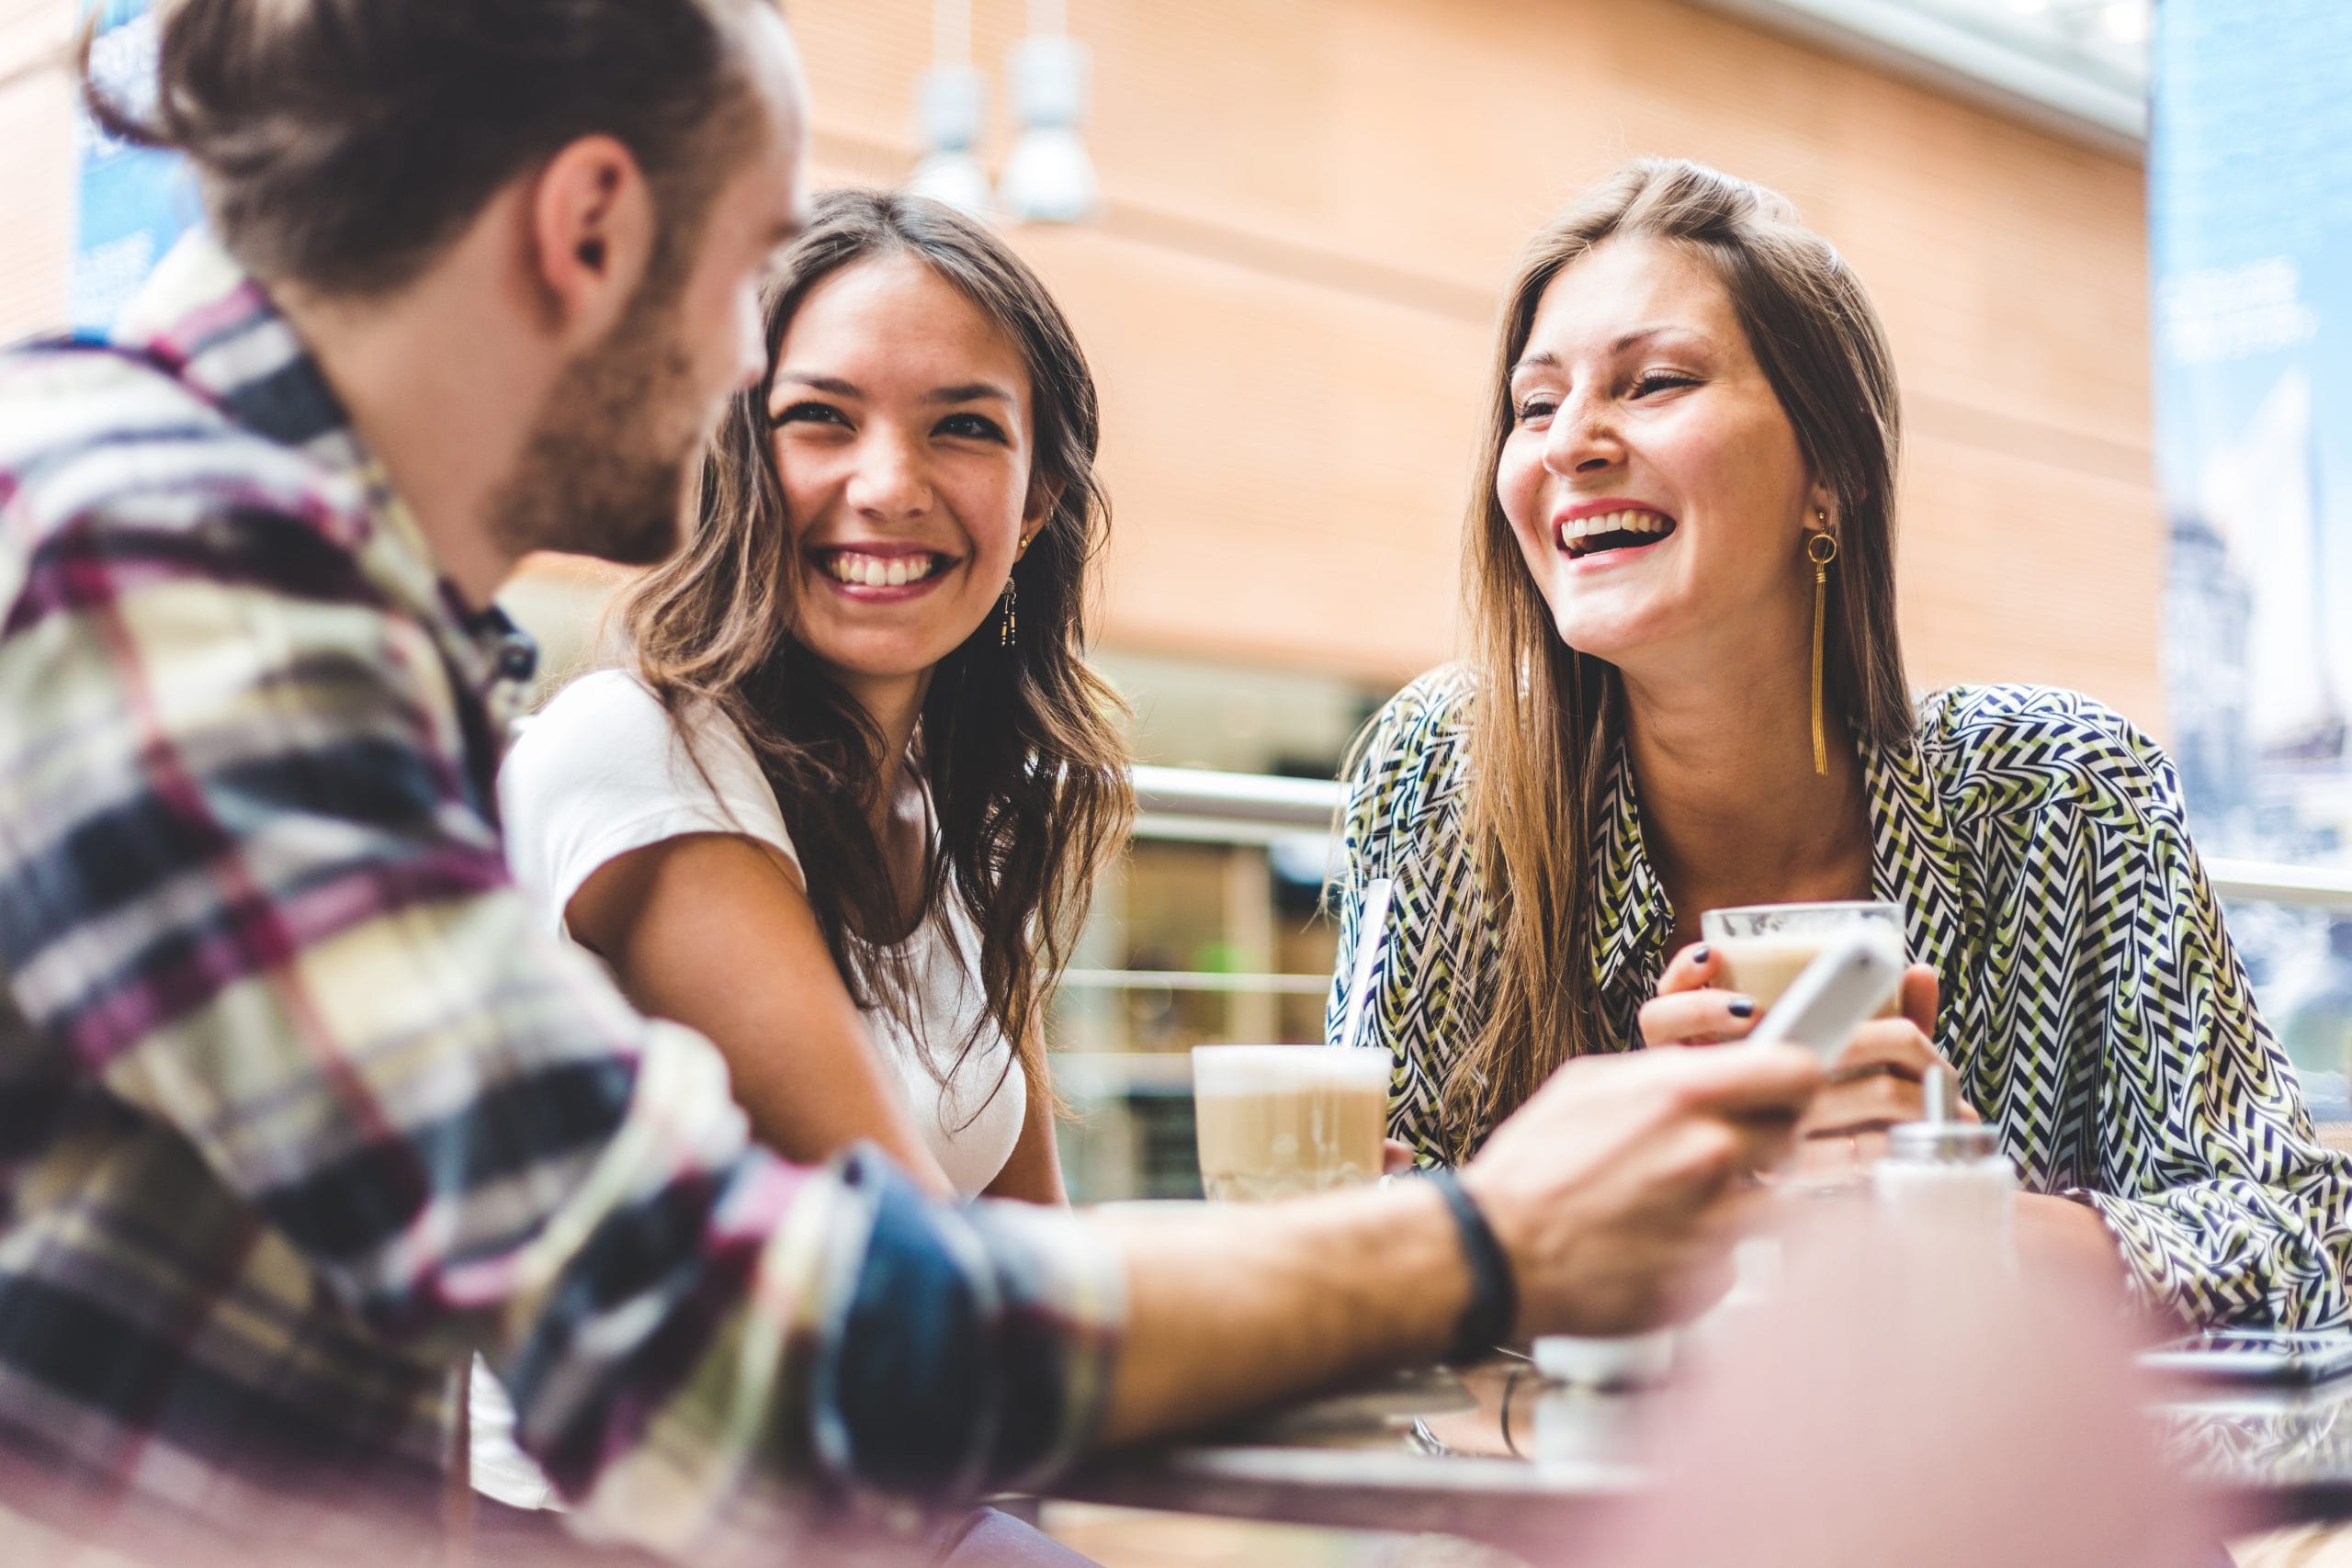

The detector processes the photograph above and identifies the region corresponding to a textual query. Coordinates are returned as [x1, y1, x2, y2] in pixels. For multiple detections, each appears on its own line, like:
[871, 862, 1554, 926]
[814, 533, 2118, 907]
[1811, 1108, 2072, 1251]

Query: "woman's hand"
[1639, 942, 1762, 1045]
[1643, 945, 1974, 1167]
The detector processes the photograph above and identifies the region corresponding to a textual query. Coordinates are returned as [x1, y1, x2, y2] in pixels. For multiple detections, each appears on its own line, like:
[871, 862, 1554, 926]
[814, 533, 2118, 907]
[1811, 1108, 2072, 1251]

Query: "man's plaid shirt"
[0, 233, 1121, 1564]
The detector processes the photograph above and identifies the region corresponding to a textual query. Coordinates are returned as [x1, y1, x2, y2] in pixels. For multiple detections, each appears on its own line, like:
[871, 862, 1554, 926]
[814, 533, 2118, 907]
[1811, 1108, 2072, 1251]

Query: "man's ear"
[526, 134, 655, 347]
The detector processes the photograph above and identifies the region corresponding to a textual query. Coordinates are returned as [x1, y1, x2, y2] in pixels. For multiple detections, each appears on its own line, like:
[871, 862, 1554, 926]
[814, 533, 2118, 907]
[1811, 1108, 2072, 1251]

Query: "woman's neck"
[834, 666, 933, 849]
[1619, 648, 1874, 932]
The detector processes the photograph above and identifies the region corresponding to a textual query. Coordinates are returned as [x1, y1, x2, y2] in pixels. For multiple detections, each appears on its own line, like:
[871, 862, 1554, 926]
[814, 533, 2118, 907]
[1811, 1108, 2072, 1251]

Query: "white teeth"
[825, 551, 941, 587]
[1557, 509, 1674, 549]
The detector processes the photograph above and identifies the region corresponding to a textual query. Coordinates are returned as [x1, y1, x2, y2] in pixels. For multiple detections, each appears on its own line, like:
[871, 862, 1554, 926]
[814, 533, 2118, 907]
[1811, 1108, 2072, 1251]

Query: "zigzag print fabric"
[1327, 667, 2352, 1329]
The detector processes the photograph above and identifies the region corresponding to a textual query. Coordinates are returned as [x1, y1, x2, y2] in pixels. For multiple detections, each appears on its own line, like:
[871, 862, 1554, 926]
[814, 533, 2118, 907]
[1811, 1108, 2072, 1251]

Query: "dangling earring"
[1001, 531, 1035, 649]
[1807, 513, 1839, 775]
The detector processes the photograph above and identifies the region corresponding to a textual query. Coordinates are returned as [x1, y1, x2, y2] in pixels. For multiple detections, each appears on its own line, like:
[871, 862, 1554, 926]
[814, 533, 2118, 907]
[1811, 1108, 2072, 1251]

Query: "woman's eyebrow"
[1611, 325, 1719, 354]
[773, 371, 860, 399]
[925, 382, 1016, 405]
[1510, 326, 1722, 383]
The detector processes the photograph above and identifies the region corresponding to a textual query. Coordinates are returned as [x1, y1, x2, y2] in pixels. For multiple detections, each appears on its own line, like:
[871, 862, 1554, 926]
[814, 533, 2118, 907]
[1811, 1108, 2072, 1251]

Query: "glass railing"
[1050, 767, 1342, 1201]
[1052, 767, 2352, 1201]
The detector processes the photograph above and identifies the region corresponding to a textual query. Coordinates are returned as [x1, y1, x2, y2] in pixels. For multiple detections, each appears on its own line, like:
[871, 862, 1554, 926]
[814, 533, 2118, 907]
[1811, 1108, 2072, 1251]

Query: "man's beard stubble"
[488, 282, 709, 570]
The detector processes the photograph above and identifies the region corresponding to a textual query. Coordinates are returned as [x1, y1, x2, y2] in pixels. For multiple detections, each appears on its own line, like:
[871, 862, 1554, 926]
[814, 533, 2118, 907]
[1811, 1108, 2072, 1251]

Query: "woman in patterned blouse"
[1326, 157, 2352, 1330]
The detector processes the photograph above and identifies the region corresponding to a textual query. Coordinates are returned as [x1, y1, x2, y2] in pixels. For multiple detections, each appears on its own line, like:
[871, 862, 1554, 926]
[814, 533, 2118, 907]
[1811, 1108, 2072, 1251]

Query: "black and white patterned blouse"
[1326, 666, 2352, 1330]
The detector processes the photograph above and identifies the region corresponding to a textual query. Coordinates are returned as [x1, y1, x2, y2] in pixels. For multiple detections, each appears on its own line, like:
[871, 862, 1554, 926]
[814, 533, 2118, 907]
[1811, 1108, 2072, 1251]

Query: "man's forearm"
[1091, 1179, 1469, 1445]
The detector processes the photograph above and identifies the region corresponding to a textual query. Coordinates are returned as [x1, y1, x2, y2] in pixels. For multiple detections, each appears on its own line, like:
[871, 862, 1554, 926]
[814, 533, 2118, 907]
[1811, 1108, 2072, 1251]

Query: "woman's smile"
[812, 543, 962, 601]
[1554, 499, 1680, 570]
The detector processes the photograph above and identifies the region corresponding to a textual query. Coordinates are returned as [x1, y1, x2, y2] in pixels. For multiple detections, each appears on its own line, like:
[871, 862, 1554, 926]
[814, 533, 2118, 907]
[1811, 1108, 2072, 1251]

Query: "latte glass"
[1192, 1045, 1390, 1202]
[1699, 901, 1906, 1021]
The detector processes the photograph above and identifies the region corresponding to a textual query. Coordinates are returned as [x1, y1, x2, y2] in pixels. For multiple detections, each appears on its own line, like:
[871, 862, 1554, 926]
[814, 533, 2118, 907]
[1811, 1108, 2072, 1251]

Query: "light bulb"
[1000, 127, 1097, 223]
[909, 62, 991, 217]
[1000, 31, 1098, 224]
[909, 152, 994, 217]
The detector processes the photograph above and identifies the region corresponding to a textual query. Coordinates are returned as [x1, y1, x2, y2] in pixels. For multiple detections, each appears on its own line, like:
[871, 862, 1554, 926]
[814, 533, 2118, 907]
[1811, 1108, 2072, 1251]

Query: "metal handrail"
[2205, 861, 2352, 912]
[1132, 764, 1339, 845]
[1062, 968, 1329, 997]
[1131, 766, 2352, 916]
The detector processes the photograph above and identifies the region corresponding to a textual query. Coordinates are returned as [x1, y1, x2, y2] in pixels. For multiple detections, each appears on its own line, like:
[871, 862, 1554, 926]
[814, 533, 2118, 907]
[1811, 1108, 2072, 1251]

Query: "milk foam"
[1193, 1044, 1392, 1096]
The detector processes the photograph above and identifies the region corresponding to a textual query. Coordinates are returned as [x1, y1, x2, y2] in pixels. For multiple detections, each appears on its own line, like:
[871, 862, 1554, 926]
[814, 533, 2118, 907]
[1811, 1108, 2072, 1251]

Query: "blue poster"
[2154, 0, 2352, 1094]
[71, 0, 194, 331]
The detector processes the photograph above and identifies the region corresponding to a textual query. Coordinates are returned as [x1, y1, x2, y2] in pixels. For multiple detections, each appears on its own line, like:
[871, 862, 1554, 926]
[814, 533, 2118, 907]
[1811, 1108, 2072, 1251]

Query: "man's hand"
[1458, 1043, 1822, 1337]
[1096, 1034, 1815, 1444]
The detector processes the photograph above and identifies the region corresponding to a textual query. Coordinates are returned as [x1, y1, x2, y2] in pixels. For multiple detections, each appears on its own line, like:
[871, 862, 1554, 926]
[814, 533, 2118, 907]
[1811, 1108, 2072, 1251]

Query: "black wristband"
[1421, 1168, 1518, 1365]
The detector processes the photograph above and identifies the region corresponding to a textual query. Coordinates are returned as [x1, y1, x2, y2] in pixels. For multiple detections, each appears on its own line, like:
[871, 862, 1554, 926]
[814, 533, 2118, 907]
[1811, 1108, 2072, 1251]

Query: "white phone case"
[1743, 930, 1905, 1063]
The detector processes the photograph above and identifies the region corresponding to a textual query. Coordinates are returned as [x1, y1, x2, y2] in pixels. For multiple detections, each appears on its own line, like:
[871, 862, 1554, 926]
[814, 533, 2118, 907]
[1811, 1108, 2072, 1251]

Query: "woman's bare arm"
[566, 830, 956, 1198]
[984, 1022, 1068, 1205]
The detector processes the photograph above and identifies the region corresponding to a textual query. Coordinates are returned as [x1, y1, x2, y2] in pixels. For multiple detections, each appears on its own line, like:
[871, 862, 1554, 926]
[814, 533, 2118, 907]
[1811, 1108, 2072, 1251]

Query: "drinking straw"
[1924, 1061, 1960, 1123]
[1336, 877, 1396, 1054]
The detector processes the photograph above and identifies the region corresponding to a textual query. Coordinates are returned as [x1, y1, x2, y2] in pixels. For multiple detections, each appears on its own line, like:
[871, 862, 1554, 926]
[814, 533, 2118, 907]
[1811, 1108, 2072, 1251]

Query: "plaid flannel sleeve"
[0, 499, 1120, 1553]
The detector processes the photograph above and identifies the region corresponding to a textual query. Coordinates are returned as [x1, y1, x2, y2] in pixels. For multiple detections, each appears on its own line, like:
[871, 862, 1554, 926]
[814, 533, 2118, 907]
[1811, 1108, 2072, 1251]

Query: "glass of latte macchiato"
[1192, 1045, 1391, 1202]
[1699, 901, 1907, 1021]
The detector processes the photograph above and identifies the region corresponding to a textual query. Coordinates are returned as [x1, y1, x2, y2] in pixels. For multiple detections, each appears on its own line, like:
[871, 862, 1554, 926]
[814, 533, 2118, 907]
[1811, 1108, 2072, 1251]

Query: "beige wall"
[0, 0, 2165, 729]
[798, 0, 2165, 728]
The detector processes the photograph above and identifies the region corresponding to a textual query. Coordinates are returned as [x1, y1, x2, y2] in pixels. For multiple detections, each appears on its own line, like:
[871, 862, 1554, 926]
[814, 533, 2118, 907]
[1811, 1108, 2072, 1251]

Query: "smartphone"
[1742, 930, 1905, 1065]
[2139, 1329, 2352, 1385]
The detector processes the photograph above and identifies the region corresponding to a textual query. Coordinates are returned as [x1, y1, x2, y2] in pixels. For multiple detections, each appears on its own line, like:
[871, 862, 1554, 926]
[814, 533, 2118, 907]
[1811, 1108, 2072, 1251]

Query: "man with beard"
[0, 3, 1822, 1564]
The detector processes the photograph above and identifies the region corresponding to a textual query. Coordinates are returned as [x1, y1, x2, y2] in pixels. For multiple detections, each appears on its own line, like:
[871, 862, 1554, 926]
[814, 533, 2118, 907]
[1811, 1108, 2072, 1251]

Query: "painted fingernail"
[1727, 996, 1756, 1020]
[1691, 944, 1713, 966]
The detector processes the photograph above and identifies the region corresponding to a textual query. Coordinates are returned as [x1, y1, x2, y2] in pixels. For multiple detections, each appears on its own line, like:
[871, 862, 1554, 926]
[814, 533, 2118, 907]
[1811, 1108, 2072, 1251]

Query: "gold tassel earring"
[1807, 515, 1839, 775]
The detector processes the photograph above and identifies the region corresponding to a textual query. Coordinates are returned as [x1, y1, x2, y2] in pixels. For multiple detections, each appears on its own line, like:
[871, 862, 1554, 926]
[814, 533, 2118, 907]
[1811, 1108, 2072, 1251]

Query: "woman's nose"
[1543, 392, 1623, 476]
[844, 430, 932, 519]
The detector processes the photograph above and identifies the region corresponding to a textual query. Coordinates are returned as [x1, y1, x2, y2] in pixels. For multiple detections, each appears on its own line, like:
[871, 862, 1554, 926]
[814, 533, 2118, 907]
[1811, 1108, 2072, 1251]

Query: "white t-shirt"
[498, 668, 1028, 1197]
[473, 671, 1030, 1512]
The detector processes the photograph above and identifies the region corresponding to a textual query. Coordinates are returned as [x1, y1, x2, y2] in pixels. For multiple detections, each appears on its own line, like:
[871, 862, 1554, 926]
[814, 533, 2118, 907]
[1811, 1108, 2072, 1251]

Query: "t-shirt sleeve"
[499, 670, 804, 930]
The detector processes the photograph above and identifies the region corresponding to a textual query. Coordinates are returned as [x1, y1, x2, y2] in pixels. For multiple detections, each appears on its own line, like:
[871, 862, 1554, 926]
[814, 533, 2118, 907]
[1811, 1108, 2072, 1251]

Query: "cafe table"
[1046, 1356, 2352, 1560]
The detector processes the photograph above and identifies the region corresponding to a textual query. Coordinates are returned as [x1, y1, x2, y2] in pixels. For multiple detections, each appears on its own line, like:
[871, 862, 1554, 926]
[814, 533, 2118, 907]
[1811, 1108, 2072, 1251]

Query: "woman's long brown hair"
[1445, 158, 1912, 1158]
[618, 188, 1133, 1116]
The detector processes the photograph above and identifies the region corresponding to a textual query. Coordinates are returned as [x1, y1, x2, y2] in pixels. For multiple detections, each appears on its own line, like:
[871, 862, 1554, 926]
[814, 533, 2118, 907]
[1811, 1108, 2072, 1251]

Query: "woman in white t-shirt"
[477, 191, 1133, 1516]
[506, 187, 1130, 1202]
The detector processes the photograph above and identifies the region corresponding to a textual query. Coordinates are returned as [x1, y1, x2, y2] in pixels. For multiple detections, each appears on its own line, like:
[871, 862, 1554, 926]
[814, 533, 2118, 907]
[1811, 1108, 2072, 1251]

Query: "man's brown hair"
[81, 0, 776, 297]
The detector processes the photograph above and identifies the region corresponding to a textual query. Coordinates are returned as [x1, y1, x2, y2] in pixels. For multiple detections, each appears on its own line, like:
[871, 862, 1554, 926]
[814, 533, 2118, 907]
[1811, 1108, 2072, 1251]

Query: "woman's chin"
[1546, 613, 1657, 665]
[1541, 572, 1706, 660]
[803, 633, 971, 689]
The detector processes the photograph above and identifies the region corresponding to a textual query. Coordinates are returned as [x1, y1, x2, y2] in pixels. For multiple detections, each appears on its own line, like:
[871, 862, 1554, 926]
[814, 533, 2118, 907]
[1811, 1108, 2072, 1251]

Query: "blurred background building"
[0, 0, 2163, 1198]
